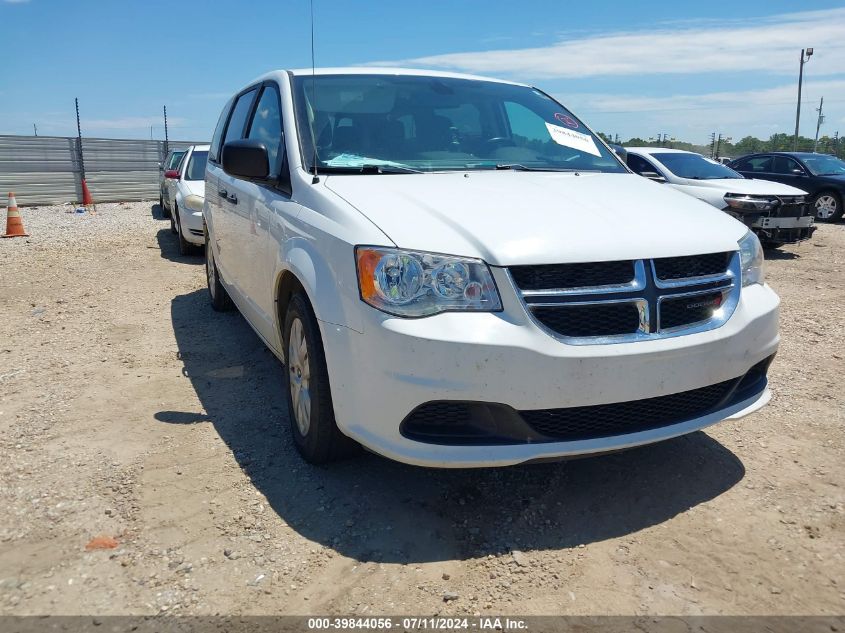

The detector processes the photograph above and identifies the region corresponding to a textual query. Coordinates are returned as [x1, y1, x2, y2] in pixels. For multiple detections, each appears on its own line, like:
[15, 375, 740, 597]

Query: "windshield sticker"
[545, 122, 601, 157]
[554, 113, 580, 129]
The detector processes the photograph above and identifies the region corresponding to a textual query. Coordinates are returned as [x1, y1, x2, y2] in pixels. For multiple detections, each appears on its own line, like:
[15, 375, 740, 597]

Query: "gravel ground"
[0, 201, 842, 616]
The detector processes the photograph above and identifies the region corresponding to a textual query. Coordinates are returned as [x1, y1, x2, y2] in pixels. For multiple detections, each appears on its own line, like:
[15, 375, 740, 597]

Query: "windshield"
[292, 74, 625, 173]
[652, 152, 742, 180]
[185, 150, 208, 181]
[800, 154, 845, 176]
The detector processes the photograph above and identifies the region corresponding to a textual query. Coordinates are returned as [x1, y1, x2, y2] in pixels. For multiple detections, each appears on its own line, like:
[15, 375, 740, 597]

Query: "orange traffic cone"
[80, 179, 97, 215]
[2, 192, 28, 238]
[81, 179, 94, 205]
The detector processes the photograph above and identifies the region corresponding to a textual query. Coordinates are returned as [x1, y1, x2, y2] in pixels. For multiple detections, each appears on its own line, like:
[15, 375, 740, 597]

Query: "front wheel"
[813, 191, 843, 222]
[283, 293, 356, 464]
[205, 232, 232, 312]
[160, 193, 171, 218]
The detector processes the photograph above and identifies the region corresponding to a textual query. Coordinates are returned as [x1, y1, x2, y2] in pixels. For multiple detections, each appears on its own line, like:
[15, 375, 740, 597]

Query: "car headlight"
[356, 247, 502, 317]
[724, 193, 778, 211]
[738, 231, 764, 287]
[184, 194, 204, 213]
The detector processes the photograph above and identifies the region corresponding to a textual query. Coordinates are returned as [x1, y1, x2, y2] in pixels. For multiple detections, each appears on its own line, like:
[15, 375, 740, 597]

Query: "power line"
[591, 98, 845, 115]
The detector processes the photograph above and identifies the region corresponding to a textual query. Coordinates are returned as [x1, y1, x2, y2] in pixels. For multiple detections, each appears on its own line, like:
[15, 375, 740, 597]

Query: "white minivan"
[204, 68, 779, 468]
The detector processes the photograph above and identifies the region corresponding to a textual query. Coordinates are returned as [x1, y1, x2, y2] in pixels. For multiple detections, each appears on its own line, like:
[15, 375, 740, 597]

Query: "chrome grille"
[509, 252, 740, 344]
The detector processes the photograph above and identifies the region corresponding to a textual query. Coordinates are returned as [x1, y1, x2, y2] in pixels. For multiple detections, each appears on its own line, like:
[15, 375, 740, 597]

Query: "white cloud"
[561, 80, 845, 142]
[564, 80, 845, 114]
[373, 8, 845, 79]
[82, 116, 187, 130]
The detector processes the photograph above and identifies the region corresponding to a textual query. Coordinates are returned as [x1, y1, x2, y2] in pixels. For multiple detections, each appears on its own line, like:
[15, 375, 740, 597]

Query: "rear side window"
[223, 89, 258, 148]
[737, 156, 772, 173]
[209, 99, 233, 164]
[247, 85, 284, 176]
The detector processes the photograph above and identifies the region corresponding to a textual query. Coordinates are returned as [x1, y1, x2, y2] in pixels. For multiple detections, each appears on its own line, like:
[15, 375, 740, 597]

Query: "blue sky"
[2, 0, 844, 144]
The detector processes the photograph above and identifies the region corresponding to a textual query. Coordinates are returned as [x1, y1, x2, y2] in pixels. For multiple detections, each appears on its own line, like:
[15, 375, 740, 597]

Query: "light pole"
[813, 97, 825, 153]
[793, 47, 813, 151]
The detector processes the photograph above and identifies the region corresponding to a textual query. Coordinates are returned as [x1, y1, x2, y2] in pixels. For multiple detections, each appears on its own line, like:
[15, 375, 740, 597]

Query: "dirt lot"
[0, 202, 842, 616]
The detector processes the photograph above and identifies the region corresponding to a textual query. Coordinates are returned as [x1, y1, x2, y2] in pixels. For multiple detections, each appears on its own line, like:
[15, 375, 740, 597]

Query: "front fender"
[277, 236, 364, 334]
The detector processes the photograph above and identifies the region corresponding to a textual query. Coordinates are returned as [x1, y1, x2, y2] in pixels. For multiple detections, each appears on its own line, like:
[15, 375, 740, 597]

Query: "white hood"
[325, 171, 747, 266]
[676, 177, 808, 196]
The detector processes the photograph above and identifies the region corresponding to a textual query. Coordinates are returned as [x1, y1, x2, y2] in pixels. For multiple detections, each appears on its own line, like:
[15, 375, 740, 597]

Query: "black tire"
[283, 293, 356, 464]
[205, 231, 233, 312]
[170, 205, 178, 234]
[812, 191, 843, 222]
[160, 193, 171, 218]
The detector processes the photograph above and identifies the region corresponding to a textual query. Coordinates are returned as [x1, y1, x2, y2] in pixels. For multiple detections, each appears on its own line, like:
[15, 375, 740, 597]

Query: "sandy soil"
[0, 202, 842, 616]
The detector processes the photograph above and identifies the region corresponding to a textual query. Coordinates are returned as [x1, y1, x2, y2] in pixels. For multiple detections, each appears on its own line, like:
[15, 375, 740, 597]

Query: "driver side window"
[627, 154, 660, 176]
[771, 156, 803, 175]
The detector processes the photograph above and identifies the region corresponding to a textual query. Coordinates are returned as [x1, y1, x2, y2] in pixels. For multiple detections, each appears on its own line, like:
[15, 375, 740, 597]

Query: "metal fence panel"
[0, 135, 205, 206]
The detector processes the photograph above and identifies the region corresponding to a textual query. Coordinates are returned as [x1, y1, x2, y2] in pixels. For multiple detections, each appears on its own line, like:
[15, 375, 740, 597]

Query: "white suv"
[204, 68, 779, 468]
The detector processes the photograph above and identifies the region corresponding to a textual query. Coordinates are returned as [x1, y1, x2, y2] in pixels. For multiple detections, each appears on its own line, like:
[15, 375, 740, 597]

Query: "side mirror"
[164, 169, 180, 179]
[222, 139, 269, 181]
[640, 171, 667, 183]
[158, 162, 163, 171]
[791, 168, 805, 176]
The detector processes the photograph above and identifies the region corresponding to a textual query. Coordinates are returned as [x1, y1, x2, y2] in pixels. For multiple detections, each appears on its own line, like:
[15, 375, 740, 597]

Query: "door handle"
[218, 188, 228, 198]
[228, 193, 238, 204]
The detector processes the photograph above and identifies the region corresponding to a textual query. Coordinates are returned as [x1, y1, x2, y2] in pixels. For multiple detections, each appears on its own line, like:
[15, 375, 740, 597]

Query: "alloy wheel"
[206, 245, 216, 299]
[288, 318, 311, 436]
[815, 195, 838, 220]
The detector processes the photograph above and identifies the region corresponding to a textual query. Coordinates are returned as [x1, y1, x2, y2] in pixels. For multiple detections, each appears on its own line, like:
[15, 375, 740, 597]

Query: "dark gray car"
[728, 152, 845, 222]
[158, 149, 186, 218]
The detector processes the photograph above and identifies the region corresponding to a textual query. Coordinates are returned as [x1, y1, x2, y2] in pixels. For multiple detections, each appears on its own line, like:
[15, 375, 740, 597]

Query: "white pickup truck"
[203, 68, 779, 468]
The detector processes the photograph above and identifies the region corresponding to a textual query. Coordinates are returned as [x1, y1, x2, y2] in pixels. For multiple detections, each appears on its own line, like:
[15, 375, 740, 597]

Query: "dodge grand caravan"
[203, 68, 779, 468]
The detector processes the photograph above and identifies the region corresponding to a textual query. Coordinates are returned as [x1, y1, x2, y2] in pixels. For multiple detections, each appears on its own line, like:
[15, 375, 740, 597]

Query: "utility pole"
[793, 47, 814, 151]
[716, 134, 723, 159]
[163, 105, 170, 157]
[709, 132, 716, 158]
[813, 97, 825, 153]
[33, 123, 37, 137]
[75, 98, 85, 182]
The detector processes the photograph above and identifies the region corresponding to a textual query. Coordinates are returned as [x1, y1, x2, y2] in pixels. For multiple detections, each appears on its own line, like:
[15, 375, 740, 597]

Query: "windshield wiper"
[318, 164, 423, 175]
[494, 164, 579, 172]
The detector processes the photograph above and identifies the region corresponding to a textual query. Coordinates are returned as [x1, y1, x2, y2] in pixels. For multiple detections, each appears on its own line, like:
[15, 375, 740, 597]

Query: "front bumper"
[180, 208, 205, 245]
[727, 206, 816, 244]
[320, 275, 780, 468]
